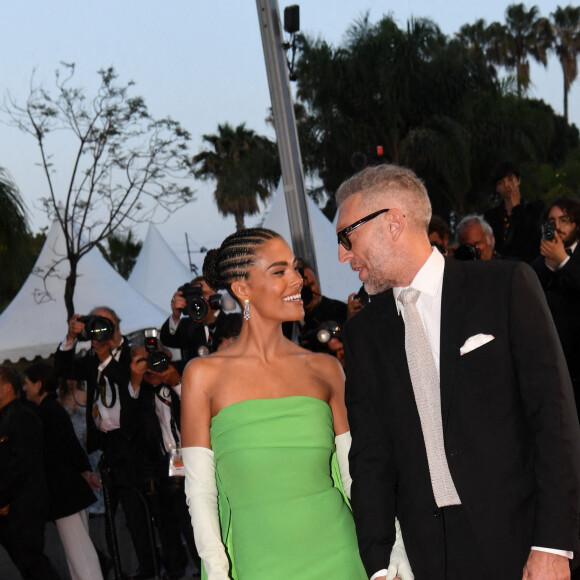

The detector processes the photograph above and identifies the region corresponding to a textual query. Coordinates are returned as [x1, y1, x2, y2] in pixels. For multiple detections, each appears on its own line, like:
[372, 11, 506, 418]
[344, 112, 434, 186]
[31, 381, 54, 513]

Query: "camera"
[454, 243, 481, 261]
[144, 329, 170, 372]
[78, 315, 115, 342]
[300, 321, 342, 349]
[542, 221, 556, 241]
[316, 321, 342, 344]
[177, 283, 221, 321]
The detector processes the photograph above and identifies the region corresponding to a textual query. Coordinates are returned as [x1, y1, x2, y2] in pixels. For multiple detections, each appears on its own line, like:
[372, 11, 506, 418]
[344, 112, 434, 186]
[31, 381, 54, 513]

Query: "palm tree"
[193, 123, 280, 231]
[99, 230, 142, 279]
[551, 5, 580, 122]
[0, 168, 33, 310]
[487, 4, 553, 98]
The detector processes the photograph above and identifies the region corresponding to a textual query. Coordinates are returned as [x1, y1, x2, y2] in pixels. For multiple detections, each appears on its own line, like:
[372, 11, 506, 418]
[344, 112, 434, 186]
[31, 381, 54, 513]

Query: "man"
[161, 276, 225, 366]
[130, 337, 201, 579]
[456, 214, 495, 260]
[287, 261, 348, 353]
[484, 161, 543, 262]
[335, 164, 580, 580]
[0, 366, 60, 580]
[54, 307, 155, 579]
[532, 197, 580, 420]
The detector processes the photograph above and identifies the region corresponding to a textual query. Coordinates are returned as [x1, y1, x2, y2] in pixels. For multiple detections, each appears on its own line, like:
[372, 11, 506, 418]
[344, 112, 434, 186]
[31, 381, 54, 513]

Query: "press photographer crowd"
[1, 160, 580, 580]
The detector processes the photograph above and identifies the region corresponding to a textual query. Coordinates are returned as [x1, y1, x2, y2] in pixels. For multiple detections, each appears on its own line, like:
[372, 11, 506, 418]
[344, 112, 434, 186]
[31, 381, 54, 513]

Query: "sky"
[1, 0, 577, 268]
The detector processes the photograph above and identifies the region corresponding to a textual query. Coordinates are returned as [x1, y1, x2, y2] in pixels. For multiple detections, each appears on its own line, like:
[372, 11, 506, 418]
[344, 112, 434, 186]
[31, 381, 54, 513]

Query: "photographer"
[284, 261, 348, 354]
[456, 214, 496, 261]
[130, 332, 200, 580]
[53, 307, 155, 579]
[532, 197, 580, 418]
[160, 275, 225, 366]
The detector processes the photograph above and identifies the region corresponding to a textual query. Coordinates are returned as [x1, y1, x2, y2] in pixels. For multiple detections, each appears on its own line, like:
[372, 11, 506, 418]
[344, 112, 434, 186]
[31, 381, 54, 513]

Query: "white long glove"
[182, 446, 231, 580]
[335, 432, 414, 580]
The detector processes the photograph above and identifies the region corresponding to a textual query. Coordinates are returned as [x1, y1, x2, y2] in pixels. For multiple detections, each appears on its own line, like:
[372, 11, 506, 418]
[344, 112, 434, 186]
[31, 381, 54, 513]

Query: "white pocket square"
[459, 334, 495, 356]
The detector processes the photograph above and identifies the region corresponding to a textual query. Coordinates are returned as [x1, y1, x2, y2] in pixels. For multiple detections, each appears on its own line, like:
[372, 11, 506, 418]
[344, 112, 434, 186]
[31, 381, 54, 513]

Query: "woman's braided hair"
[203, 228, 281, 292]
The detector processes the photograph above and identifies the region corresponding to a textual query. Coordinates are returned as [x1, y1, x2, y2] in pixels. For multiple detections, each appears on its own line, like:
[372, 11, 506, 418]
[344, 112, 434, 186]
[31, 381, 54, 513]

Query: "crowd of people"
[0, 159, 579, 580]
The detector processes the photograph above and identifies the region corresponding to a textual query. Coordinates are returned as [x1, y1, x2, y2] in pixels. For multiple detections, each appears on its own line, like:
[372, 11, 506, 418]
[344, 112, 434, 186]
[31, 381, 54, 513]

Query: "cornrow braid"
[203, 228, 281, 291]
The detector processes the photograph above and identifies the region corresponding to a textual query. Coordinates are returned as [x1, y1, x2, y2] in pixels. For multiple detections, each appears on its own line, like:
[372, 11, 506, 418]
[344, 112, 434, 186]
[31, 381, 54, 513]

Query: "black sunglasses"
[337, 209, 391, 250]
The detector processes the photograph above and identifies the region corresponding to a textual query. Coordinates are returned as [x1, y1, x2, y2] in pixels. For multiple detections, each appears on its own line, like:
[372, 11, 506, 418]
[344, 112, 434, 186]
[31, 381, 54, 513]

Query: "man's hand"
[130, 352, 148, 388]
[540, 231, 568, 270]
[66, 314, 85, 343]
[81, 471, 102, 490]
[347, 292, 363, 319]
[522, 550, 570, 579]
[171, 291, 186, 323]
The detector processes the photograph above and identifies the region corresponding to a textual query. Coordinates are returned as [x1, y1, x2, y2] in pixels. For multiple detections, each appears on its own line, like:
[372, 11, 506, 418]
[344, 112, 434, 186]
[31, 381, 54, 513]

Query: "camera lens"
[148, 351, 169, 372]
[187, 296, 209, 321]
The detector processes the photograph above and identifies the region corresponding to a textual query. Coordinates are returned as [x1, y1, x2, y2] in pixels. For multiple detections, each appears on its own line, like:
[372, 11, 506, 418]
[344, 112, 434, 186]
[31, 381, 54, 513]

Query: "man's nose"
[338, 244, 351, 263]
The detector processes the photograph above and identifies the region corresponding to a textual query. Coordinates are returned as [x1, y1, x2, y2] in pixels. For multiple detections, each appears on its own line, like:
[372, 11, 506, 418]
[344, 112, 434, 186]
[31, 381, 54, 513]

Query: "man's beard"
[364, 275, 394, 295]
[362, 229, 398, 294]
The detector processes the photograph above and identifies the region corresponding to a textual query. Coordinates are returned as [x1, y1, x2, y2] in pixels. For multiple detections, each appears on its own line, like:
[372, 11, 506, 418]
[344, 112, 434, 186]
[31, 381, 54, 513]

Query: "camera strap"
[155, 388, 180, 447]
[98, 375, 117, 409]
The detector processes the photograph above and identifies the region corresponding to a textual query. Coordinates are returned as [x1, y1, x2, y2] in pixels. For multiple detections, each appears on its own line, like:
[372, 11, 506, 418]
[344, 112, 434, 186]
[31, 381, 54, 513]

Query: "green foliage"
[98, 230, 142, 280]
[293, 7, 580, 223]
[0, 169, 45, 311]
[193, 123, 280, 231]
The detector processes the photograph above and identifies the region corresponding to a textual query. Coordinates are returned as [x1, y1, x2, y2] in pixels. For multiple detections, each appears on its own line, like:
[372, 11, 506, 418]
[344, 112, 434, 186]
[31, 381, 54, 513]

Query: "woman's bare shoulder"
[302, 351, 344, 382]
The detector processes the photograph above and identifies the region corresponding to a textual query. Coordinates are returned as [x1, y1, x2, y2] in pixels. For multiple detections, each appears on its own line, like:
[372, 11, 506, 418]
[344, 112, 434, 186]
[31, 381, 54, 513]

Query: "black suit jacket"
[532, 244, 580, 389]
[54, 340, 137, 453]
[161, 312, 226, 367]
[0, 400, 48, 522]
[36, 396, 95, 520]
[137, 381, 182, 480]
[343, 259, 580, 579]
[485, 200, 543, 263]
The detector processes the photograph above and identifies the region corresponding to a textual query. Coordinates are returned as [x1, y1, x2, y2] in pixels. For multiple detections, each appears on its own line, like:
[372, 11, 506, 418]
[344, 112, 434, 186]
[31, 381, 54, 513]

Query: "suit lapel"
[372, 290, 413, 396]
[439, 260, 466, 425]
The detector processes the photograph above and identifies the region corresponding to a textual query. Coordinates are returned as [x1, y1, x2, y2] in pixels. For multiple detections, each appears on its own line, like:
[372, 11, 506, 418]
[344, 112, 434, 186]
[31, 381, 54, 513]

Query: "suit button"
[433, 509, 441, 518]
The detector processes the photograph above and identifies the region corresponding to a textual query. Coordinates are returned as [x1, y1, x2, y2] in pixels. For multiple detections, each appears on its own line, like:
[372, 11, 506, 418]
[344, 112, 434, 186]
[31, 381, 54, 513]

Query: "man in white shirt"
[335, 164, 580, 580]
[129, 339, 201, 579]
[54, 306, 155, 579]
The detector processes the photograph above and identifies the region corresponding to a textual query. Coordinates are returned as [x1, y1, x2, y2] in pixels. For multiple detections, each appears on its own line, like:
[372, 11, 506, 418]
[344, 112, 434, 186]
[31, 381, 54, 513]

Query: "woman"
[181, 228, 409, 580]
[23, 362, 104, 580]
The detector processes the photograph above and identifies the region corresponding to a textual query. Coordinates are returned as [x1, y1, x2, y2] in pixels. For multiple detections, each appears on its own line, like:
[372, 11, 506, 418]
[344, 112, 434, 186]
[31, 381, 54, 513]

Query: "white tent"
[263, 184, 361, 301]
[128, 223, 192, 313]
[0, 221, 168, 363]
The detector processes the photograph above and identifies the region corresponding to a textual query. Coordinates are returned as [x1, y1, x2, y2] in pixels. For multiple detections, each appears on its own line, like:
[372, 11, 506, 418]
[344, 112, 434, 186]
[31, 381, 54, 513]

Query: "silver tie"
[398, 287, 461, 507]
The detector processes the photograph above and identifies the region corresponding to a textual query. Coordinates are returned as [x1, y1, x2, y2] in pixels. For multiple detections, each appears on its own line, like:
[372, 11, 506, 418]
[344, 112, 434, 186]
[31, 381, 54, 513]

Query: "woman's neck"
[234, 319, 291, 361]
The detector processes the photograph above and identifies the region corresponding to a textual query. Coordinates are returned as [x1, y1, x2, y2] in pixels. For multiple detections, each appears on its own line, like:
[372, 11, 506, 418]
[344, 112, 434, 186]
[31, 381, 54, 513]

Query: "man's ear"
[386, 208, 406, 241]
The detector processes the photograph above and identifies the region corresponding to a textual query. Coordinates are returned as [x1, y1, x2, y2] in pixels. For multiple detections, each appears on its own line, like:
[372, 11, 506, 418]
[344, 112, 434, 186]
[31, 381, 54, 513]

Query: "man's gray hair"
[90, 306, 121, 327]
[456, 214, 495, 243]
[335, 164, 432, 232]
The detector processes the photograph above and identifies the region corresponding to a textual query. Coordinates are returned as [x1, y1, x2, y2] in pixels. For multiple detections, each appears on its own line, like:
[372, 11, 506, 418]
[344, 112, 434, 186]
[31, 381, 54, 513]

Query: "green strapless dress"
[208, 395, 367, 579]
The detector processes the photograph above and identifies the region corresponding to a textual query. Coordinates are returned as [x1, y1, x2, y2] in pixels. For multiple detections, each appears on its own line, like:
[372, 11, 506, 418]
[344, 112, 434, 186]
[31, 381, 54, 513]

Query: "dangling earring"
[243, 299, 251, 321]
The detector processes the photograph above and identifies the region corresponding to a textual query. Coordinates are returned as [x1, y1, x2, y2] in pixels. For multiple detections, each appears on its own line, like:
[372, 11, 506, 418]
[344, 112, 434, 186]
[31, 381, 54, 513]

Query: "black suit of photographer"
[138, 379, 200, 577]
[161, 310, 226, 366]
[532, 243, 580, 413]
